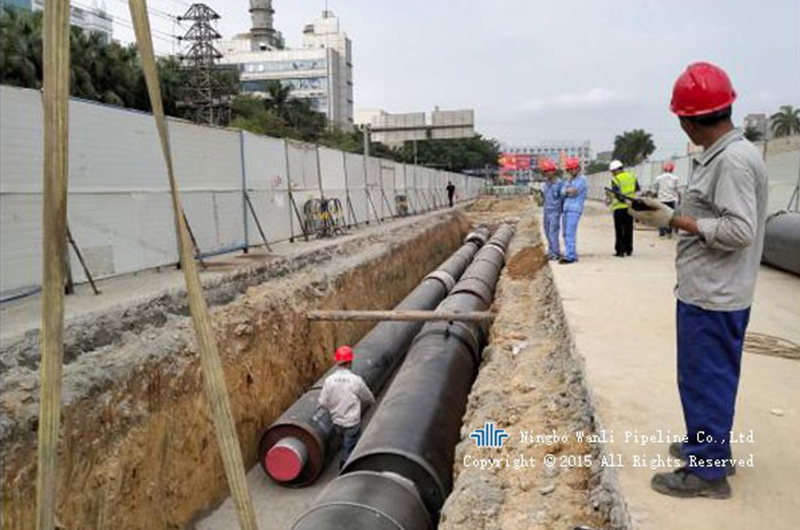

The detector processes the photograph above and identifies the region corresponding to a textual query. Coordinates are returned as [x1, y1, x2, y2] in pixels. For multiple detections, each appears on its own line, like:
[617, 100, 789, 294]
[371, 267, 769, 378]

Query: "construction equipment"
[258, 227, 492, 486]
[395, 194, 411, 216]
[303, 197, 347, 238]
[292, 225, 515, 530]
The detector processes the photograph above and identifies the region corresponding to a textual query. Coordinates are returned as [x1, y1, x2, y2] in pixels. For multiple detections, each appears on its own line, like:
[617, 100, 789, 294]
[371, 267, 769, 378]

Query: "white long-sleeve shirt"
[317, 367, 375, 428]
[655, 172, 680, 203]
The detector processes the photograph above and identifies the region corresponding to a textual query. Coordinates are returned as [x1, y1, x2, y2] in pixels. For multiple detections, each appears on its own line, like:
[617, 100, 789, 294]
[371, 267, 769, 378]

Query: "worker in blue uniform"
[540, 159, 563, 260]
[560, 157, 588, 264]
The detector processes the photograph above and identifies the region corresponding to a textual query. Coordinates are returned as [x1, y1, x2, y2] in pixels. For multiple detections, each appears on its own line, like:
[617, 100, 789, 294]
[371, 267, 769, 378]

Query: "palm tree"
[612, 129, 656, 166]
[264, 80, 294, 120]
[0, 6, 43, 88]
[770, 105, 800, 138]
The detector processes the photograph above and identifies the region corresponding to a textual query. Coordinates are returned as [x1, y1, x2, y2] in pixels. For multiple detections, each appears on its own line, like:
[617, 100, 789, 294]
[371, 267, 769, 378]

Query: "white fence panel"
[345, 152, 369, 225]
[380, 160, 395, 218]
[170, 121, 245, 253]
[242, 133, 292, 243]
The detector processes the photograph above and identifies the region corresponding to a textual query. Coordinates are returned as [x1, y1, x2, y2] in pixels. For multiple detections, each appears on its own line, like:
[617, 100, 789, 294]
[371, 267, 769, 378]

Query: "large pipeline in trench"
[258, 226, 492, 486]
[762, 211, 800, 276]
[292, 224, 515, 530]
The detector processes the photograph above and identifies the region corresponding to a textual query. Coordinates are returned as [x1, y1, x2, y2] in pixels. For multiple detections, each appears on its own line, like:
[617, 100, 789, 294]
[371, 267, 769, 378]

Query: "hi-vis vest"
[610, 171, 638, 210]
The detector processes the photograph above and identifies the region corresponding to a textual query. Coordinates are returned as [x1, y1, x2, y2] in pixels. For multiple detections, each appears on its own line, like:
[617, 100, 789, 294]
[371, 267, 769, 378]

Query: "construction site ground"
[549, 201, 800, 530]
[2, 197, 797, 530]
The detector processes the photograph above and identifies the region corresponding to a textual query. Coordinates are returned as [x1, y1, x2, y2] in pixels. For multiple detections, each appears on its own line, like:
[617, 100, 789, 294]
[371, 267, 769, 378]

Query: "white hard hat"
[609, 160, 624, 171]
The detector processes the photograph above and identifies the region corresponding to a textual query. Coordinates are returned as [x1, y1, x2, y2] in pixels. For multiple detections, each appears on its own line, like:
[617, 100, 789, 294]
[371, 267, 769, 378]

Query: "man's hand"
[629, 198, 674, 228]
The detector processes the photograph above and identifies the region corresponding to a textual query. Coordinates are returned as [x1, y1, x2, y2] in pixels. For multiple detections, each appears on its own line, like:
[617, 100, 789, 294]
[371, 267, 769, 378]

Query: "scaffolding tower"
[177, 3, 231, 125]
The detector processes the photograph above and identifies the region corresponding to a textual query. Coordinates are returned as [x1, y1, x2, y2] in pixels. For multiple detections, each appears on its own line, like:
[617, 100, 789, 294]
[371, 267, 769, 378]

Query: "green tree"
[612, 129, 655, 166]
[585, 160, 610, 174]
[394, 135, 500, 172]
[0, 6, 42, 88]
[770, 105, 800, 138]
[0, 5, 190, 116]
[743, 125, 763, 142]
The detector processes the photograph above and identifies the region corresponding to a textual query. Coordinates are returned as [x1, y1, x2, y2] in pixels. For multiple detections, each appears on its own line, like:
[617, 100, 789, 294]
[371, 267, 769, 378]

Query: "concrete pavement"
[549, 202, 799, 530]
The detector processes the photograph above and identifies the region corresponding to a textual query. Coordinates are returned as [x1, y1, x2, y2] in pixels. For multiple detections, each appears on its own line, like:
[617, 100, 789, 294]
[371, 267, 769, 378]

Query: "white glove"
[628, 198, 674, 228]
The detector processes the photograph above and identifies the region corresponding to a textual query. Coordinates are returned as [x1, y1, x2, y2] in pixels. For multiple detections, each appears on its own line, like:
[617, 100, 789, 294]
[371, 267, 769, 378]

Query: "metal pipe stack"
[292, 224, 515, 530]
[259, 226, 492, 486]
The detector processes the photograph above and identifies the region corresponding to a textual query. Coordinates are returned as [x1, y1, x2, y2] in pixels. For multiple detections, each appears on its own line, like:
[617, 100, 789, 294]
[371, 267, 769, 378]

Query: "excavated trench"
[1, 199, 626, 530]
[0, 211, 470, 530]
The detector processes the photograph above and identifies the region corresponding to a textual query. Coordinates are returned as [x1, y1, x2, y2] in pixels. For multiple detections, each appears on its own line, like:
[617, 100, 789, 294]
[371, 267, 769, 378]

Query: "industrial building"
[355, 107, 475, 148]
[219, 3, 354, 130]
[504, 140, 592, 168]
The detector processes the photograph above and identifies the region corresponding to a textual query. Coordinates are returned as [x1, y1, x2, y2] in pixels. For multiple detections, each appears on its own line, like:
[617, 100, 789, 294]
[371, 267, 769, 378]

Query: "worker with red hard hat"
[653, 160, 681, 238]
[630, 62, 768, 499]
[317, 345, 375, 471]
[559, 157, 588, 263]
[540, 158, 564, 261]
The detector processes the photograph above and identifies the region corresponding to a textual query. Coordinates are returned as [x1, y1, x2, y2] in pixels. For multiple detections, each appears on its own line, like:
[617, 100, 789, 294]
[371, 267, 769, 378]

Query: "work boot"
[651, 467, 731, 499]
[669, 442, 736, 476]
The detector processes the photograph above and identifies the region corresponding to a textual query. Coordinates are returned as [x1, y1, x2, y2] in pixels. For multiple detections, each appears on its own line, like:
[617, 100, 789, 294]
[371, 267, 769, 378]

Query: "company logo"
[470, 422, 510, 448]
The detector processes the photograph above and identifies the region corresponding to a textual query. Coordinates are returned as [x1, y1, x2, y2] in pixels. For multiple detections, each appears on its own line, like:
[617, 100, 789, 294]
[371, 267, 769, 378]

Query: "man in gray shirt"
[629, 62, 767, 500]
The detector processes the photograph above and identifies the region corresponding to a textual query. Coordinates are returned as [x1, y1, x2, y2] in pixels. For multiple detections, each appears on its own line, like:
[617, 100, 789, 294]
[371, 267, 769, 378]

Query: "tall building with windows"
[219, 10, 354, 130]
[505, 140, 592, 168]
[4, 0, 113, 42]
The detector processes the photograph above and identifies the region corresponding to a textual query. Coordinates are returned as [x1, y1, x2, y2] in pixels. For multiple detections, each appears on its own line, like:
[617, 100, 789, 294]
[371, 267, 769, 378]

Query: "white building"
[355, 108, 475, 148]
[220, 10, 353, 130]
[506, 141, 592, 168]
[30, 0, 113, 42]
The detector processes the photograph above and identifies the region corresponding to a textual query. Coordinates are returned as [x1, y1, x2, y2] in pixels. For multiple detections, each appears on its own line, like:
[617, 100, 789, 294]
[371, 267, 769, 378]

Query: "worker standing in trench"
[318, 345, 375, 471]
[629, 62, 767, 499]
[559, 157, 588, 264]
[541, 159, 564, 261]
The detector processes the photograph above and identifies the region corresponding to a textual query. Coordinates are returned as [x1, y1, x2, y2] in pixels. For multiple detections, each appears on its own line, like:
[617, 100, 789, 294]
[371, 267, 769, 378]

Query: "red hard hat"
[670, 62, 737, 117]
[334, 345, 353, 363]
[540, 159, 556, 172]
[565, 157, 581, 171]
[662, 161, 675, 172]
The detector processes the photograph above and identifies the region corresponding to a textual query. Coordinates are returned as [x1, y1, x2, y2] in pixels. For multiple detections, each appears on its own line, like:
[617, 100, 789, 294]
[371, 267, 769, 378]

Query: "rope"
[36, 0, 71, 527]
[744, 332, 800, 361]
[127, 0, 258, 528]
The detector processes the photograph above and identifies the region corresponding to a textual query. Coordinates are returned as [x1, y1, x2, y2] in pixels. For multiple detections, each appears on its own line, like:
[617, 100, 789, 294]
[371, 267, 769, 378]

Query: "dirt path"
[440, 197, 624, 530]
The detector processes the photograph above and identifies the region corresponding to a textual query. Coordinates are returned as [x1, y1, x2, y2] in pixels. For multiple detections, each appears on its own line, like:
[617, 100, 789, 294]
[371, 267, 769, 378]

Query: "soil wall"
[1, 212, 469, 529]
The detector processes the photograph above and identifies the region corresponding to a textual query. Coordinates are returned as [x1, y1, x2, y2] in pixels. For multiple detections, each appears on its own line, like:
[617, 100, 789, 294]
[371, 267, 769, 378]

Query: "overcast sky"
[101, 0, 799, 158]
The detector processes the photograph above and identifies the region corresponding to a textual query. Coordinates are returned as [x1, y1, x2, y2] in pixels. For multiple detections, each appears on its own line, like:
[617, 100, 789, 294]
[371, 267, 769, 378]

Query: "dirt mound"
[468, 196, 531, 213]
[506, 244, 547, 279]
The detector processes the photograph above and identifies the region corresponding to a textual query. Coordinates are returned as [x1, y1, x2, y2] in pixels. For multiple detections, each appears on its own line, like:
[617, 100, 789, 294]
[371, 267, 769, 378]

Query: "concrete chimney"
[249, 0, 276, 41]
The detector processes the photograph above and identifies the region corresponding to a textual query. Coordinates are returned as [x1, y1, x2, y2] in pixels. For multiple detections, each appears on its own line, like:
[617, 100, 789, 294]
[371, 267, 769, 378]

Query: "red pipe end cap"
[266, 444, 304, 482]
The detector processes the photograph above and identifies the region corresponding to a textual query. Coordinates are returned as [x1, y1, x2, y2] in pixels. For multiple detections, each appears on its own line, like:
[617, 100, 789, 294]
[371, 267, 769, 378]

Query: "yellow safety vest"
[610, 171, 638, 210]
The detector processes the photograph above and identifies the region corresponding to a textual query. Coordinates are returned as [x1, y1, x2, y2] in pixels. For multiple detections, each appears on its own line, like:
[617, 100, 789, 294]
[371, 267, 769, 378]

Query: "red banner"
[499, 153, 531, 171]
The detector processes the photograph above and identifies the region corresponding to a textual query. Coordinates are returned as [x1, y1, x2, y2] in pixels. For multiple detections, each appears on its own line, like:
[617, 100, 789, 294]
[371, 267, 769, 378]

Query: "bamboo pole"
[308, 310, 496, 322]
[36, 0, 71, 528]
[127, 1, 258, 528]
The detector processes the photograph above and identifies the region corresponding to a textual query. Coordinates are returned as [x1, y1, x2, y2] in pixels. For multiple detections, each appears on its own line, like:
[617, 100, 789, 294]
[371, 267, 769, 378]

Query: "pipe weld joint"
[424, 270, 456, 291]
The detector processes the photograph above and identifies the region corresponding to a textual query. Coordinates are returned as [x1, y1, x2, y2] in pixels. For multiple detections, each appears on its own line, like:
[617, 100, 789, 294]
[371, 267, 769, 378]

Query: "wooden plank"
[127, 1, 258, 528]
[308, 310, 496, 322]
[36, 0, 71, 528]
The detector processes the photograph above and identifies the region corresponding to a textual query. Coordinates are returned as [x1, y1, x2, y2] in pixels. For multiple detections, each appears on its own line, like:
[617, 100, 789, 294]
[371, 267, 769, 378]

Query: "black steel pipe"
[293, 224, 514, 529]
[293, 471, 433, 530]
[259, 226, 490, 486]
